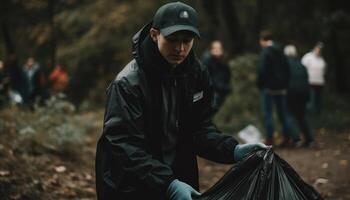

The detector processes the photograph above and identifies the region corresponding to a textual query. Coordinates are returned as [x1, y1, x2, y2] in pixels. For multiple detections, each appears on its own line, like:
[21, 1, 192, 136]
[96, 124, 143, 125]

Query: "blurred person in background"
[284, 45, 313, 148]
[256, 30, 297, 147]
[201, 40, 231, 114]
[49, 63, 69, 97]
[301, 42, 327, 114]
[95, 2, 266, 200]
[23, 57, 46, 109]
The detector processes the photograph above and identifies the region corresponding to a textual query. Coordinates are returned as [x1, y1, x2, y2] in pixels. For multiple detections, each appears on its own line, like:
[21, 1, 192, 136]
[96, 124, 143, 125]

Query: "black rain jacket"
[286, 57, 310, 113]
[95, 22, 238, 200]
[257, 44, 290, 90]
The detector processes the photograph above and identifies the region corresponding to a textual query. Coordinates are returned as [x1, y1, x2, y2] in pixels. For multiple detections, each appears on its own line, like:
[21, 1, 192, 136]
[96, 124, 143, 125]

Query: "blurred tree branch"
[1, 0, 15, 55]
[221, 0, 244, 54]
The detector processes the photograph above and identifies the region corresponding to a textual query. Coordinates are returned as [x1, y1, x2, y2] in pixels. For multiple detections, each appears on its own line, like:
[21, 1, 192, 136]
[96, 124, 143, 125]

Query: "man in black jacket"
[257, 30, 296, 147]
[96, 2, 266, 200]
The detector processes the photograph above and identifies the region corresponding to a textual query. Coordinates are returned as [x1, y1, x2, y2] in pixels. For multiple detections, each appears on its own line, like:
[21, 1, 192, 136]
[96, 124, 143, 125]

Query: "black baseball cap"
[152, 1, 200, 38]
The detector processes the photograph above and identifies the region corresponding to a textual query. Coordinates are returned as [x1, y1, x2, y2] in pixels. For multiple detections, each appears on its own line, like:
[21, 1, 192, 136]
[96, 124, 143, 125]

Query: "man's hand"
[167, 179, 201, 200]
[234, 143, 268, 162]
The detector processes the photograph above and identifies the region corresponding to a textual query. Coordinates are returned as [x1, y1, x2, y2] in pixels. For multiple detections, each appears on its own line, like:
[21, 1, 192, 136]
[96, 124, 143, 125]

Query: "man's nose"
[175, 42, 185, 52]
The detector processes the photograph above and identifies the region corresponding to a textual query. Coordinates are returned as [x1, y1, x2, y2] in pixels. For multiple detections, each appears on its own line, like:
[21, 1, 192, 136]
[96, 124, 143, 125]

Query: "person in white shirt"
[301, 42, 326, 114]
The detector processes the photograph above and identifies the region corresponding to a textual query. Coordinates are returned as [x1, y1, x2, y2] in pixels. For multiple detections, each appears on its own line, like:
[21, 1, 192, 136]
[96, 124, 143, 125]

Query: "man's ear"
[150, 28, 159, 43]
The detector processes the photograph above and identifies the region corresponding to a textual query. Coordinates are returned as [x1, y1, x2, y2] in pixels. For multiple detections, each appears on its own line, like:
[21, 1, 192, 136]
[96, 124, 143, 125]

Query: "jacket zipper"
[174, 79, 180, 132]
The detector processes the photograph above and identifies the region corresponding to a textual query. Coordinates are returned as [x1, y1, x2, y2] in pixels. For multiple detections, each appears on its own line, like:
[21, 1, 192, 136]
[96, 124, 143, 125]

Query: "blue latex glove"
[234, 143, 268, 162]
[167, 179, 201, 200]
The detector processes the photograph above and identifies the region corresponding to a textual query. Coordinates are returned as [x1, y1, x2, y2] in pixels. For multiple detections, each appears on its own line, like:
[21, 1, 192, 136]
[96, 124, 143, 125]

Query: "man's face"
[313, 46, 321, 56]
[27, 58, 35, 67]
[259, 39, 267, 48]
[151, 29, 194, 66]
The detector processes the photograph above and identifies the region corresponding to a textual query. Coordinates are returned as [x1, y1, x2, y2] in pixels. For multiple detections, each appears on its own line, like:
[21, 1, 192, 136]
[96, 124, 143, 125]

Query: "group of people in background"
[203, 30, 326, 149]
[0, 55, 69, 110]
[257, 30, 326, 148]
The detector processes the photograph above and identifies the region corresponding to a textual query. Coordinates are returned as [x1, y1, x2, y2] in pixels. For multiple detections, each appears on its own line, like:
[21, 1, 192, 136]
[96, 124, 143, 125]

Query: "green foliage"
[311, 93, 350, 131]
[213, 54, 263, 133]
[0, 99, 101, 159]
[55, 0, 163, 105]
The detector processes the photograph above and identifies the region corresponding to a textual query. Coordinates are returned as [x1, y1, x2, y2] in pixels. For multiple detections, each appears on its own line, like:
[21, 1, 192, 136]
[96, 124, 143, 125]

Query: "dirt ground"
[0, 108, 349, 199]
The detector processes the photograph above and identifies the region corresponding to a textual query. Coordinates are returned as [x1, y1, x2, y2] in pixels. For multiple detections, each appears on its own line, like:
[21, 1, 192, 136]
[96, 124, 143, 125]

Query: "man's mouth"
[170, 55, 184, 60]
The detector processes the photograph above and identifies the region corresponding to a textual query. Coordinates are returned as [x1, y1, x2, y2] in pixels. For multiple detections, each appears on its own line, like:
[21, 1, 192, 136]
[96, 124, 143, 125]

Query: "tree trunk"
[48, 0, 57, 70]
[201, 0, 220, 41]
[326, 0, 350, 93]
[1, 0, 15, 55]
[252, 0, 263, 52]
[220, 0, 244, 55]
[1, 21, 15, 55]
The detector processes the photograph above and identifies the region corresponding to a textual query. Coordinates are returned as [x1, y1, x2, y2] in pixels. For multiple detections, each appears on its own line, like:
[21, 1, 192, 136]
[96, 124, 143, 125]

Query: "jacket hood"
[132, 22, 153, 66]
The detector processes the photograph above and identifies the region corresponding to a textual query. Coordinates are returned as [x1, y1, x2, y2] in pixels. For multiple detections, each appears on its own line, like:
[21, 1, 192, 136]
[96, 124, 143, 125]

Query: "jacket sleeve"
[191, 66, 238, 164]
[102, 80, 174, 193]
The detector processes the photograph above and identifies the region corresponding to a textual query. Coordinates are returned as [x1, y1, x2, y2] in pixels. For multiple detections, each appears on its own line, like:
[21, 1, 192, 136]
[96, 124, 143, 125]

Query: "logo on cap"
[179, 11, 189, 19]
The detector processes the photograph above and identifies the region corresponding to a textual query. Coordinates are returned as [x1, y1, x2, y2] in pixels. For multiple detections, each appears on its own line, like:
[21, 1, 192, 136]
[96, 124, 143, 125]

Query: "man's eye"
[183, 38, 192, 43]
[166, 37, 192, 43]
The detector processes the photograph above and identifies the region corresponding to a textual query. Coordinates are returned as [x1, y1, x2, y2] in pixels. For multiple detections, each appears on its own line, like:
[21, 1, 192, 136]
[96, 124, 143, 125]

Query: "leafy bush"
[0, 99, 102, 160]
[214, 54, 262, 134]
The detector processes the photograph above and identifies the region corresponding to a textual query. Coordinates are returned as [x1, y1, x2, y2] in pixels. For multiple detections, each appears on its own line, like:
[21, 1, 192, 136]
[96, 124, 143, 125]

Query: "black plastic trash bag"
[195, 148, 324, 200]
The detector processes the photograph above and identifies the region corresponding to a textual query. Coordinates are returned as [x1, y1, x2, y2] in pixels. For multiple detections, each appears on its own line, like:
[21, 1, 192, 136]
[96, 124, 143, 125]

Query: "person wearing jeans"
[260, 89, 294, 145]
[301, 42, 326, 114]
[256, 30, 297, 146]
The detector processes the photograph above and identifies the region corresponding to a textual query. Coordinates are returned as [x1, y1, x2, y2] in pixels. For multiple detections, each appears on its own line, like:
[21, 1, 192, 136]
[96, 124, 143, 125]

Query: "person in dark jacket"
[95, 2, 266, 200]
[257, 30, 297, 147]
[201, 40, 231, 114]
[23, 57, 46, 108]
[284, 45, 313, 147]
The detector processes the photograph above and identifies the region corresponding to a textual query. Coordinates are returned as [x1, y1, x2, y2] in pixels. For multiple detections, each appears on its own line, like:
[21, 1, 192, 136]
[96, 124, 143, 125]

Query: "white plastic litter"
[9, 90, 23, 104]
[238, 124, 263, 144]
